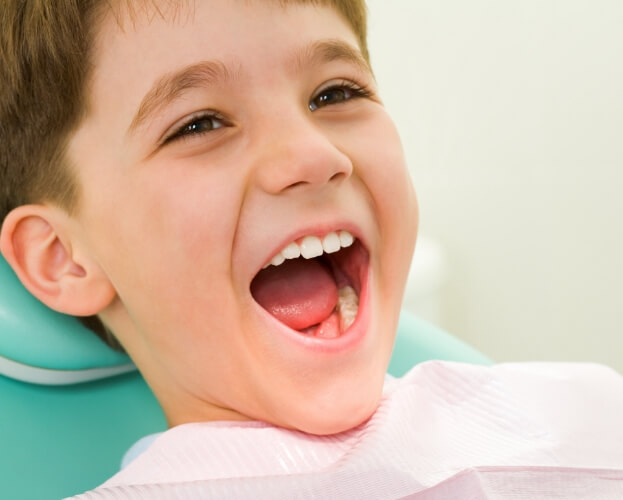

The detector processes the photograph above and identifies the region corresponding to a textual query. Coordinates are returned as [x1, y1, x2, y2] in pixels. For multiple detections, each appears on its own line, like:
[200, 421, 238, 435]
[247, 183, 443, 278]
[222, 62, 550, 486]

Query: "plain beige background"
[367, 0, 622, 372]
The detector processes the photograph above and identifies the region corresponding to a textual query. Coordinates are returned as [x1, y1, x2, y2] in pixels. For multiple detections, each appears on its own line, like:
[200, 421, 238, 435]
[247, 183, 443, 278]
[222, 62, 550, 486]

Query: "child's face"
[68, 0, 417, 434]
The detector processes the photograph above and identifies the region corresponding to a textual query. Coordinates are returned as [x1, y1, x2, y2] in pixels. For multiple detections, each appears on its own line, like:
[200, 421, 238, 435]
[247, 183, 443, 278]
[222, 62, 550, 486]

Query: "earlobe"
[0, 205, 116, 316]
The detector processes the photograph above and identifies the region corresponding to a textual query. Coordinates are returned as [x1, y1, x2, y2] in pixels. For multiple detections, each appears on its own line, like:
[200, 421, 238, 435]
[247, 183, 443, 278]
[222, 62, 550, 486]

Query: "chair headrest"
[0, 255, 135, 385]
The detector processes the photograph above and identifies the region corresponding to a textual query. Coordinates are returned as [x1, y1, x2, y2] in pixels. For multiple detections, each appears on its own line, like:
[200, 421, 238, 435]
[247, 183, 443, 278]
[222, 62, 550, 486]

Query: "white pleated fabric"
[69, 361, 623, 499]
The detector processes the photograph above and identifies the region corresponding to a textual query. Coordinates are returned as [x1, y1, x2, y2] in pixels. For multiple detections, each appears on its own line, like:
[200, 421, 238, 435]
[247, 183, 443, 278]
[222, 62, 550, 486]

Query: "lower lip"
[254, 262, 372, 355]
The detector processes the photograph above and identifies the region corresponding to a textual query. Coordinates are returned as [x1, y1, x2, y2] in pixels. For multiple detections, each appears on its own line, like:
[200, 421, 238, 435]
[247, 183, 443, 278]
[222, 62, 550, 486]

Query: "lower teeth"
[298, 286, 359, 336]
[337, 286, 359, 331]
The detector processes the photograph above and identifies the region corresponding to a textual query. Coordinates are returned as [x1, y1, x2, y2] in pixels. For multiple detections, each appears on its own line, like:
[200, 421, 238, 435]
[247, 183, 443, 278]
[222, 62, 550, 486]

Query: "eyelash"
[309, 81, 372, 111]
[163, 111, 228, 145]
[163, 81, 372, 145]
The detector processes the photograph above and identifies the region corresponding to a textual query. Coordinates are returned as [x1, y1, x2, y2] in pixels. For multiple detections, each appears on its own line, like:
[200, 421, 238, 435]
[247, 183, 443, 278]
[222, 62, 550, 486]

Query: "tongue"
[251, 259, 338, 331]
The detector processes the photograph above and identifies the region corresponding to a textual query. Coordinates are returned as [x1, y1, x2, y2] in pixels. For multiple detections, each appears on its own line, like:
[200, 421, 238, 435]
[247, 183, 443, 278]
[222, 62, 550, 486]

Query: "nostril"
[286, 180, 308, 190]
[285, 172, 343, 191]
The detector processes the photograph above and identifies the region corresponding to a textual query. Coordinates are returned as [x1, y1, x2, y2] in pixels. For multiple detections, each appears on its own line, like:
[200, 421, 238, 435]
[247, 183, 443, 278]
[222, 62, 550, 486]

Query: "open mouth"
[250, 231, 369, 339]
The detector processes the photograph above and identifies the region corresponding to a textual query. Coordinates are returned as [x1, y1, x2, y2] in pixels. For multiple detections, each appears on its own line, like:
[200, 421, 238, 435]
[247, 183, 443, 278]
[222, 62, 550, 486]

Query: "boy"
[1, 0, 417, 435]
[1, 1, 622, 498]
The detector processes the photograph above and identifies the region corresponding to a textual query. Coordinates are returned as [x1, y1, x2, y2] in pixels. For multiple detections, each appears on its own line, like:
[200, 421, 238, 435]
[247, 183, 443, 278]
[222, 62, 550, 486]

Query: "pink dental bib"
[69, 361, 623, 499]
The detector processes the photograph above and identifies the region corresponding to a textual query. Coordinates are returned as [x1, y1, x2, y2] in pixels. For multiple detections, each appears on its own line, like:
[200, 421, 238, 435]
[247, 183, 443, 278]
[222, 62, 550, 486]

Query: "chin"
[303, 399, 380, 436]
[282, 378, 385, 436]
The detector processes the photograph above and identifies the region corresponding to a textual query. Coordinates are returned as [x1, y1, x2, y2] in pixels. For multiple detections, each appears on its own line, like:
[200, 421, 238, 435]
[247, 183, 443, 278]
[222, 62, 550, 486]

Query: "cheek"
[82, 165, 244, 327]
[351, 113, 418, 238]
[370, 122, 413, 200]
[351, 114, 418, 299]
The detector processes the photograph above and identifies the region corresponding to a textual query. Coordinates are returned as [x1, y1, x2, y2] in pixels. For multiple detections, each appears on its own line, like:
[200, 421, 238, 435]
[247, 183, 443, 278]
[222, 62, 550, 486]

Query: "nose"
[252, 115, 353, 195]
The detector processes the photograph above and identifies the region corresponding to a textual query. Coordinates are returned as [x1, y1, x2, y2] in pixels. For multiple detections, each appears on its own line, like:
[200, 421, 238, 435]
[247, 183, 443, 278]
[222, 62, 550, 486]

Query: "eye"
[163, 111, 228, 144]
[309, 81, 372, 111]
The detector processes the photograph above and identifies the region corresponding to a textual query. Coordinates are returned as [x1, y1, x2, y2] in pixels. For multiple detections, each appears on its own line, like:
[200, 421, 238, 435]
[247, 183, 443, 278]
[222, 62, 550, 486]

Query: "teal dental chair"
[0, 254, 491, 499]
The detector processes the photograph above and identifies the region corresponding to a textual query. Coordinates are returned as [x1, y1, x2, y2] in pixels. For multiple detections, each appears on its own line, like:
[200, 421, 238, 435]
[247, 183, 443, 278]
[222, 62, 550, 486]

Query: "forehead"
[95, 0, 352, 45]
[91, 0, 360, 81]
[85, 0, 363, 125]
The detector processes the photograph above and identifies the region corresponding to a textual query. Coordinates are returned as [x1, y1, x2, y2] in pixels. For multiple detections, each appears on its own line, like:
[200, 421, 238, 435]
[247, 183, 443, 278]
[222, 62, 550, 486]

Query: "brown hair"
[0, 0, 368, 350]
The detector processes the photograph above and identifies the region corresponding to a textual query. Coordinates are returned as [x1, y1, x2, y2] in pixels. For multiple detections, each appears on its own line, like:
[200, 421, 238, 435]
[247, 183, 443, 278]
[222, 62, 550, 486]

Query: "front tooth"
[300, 235, 323, 259]
[322, 232, 341, 254]
[339, 230, 354, 248]
[271, 253, 286, 266]
[282, 242, 301, 259]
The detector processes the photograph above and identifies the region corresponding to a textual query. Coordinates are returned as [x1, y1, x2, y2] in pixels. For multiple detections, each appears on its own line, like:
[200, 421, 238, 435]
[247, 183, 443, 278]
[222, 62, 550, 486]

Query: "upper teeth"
[266, 230, 355, 268]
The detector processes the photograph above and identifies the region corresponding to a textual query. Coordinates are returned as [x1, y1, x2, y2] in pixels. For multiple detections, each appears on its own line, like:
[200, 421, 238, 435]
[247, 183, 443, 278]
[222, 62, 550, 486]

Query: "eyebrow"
[293, 39, 372, 78]
[127, 39, 372, 136]
[128, 60, 236, 134]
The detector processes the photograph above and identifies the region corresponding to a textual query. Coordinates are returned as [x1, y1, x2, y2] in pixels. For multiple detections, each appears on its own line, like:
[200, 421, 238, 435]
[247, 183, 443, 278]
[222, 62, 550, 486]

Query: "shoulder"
[389, 360, 623, 447]
[396, 359, 622, 391]
[120, 433, 163, 469]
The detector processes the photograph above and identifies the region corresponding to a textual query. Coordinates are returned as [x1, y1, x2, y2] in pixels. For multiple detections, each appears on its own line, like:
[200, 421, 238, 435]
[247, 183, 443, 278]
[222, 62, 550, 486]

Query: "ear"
[0, 205, 116, 316]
